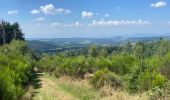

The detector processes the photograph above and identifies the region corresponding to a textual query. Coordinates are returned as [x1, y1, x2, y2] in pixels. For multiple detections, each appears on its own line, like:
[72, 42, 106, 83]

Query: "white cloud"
[89, 19, 151, 26]
[51, 19, 150, 28]
[40, 4, 56, 15]
[40, 4, 71, 15]
[35, 17, 45, 22]
[150, 1, 167, 8]
[7, 10, 18, 15]
[56, 8, 71, 14]
[104, 14, 110, 18]
[82, 11, 94, 18]
[51, 22, 83, 27]
[64, 22, 83, 27]
[30, 9, 40, 14]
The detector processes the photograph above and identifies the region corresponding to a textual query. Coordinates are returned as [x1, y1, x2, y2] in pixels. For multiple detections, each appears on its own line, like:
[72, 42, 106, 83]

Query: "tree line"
[0, 20, 24, 45]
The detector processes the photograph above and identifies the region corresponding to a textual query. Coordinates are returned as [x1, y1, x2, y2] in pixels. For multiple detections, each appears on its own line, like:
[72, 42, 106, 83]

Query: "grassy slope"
[24, 73, 148, 100]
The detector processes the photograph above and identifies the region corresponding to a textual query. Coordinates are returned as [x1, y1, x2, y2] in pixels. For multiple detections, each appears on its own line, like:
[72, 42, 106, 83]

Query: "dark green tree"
[0, 20, 24, 45]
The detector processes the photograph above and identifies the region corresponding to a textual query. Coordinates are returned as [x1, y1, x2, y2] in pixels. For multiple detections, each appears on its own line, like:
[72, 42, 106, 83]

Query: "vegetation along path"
[24, 72, 101, 100]
[23, 71, 148, 100]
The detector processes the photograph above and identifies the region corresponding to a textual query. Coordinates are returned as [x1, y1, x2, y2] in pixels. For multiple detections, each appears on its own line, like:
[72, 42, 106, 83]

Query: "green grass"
[27, 73, 100, 100]
[46, 73, 101, 100]
[58, 82, 100, 100]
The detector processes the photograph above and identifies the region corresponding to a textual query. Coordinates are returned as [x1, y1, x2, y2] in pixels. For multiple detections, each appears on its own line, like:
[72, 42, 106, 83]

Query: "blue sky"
[0, 0, 170, 38]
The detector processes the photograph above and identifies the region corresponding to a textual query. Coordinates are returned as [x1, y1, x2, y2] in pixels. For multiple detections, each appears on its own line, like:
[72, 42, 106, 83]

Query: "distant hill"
[26, 40, 57, 53]
[26, 36, 170, 54]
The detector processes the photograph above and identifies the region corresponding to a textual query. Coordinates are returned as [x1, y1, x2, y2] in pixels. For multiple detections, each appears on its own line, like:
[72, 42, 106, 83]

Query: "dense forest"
[0, 21, 170, 100]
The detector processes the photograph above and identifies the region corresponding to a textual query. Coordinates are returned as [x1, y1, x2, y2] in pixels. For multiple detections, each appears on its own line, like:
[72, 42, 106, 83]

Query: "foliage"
[129, 57, 167, 93]
[0, 20, 24, 45]
[161, 51, 170, 79]
[88, 45, 98, 57]
[38, 55, 93, 77]
[37, 38, 170, 96]
[148, 82, 170, 100]
[91, 68, 122, 89]
[110, 54, 136, 75]
[0, 40, 35, 100]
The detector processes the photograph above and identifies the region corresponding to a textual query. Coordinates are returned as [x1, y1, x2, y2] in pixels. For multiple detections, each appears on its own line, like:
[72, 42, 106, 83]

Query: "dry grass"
[56, 75, 92, 88]
[22, 86, 34, 100]
[100, 85, 148, 100]
[53, 75, 148, 100]
[23, 73, 148, 100]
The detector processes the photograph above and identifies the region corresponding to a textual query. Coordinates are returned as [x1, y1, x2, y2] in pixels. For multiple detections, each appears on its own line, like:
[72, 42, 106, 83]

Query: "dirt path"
[32, 73, 78, 100]
[23, 72, 147, 100]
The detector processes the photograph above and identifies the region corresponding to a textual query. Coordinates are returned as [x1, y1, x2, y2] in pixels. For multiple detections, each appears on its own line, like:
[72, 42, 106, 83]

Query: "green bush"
[0, 68, 23, 100]
[129, 69, 167, 93]
[58, 56, 90, 77]
[161, 52, 170, 79]
[0, 40, 35, 100]
[95, 58, 112, 70]
[148, 82, 170, 100]
[39, 55, 96, 78]
[152, 74, 167, 88]
[91, 68, 122, 89]
[109, 55, 135, 75]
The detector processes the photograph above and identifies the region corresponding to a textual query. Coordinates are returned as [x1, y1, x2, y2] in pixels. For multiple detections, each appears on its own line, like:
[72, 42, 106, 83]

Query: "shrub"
[0, 40, 35, 99]
[91, 68, 122, 89]
[148, 82, 170, 100]
[129, 69, 167, 93]
[109, 54, 135, 75]
[59, 56, 89, 77]
[0, 67, 24, 100]
[161, 52, 170, 79]
[95, 58, 112, 70]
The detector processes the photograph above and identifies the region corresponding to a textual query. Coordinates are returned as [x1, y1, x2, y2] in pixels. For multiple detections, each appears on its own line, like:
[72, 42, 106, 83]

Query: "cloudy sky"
[0, 0, 170, 38]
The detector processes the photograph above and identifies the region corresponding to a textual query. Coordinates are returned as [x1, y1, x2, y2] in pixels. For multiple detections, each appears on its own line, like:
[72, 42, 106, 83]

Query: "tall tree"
[0, 20, 24, 45]
[0, 21, 6, 45]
